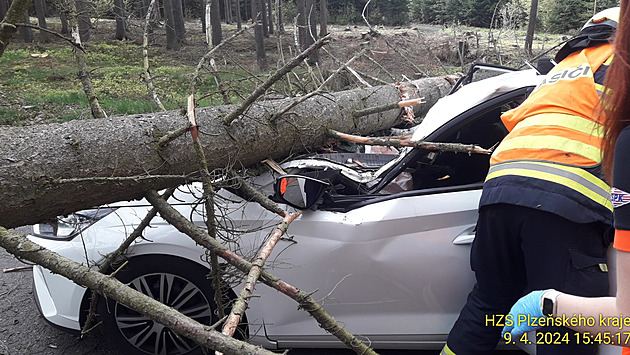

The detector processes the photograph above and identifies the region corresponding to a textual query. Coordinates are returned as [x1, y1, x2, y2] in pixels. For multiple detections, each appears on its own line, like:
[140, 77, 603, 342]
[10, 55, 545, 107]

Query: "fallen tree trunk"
[0, 76, 453, 228]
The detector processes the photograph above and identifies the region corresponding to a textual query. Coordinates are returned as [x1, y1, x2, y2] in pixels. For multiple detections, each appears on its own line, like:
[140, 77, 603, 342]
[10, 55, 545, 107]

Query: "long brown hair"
[602, 0, 630, 182]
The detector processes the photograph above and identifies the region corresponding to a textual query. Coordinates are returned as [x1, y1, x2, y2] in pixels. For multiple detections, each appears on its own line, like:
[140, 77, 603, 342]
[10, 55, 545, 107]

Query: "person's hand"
[501, 290, 548, 337]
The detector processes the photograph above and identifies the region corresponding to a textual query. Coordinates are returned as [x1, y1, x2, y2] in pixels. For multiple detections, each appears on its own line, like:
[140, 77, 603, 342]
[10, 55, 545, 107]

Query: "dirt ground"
[0, 228, 122, 355]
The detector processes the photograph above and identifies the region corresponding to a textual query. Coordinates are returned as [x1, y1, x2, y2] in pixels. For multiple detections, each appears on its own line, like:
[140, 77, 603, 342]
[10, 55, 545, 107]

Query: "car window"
[382, 95, 525, 193]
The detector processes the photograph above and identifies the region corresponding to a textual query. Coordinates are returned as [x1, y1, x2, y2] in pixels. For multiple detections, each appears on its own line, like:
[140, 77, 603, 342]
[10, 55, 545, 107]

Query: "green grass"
[0, 22, 564, 126]
[0, 38, 256, 125]
[0, 107, 29, 125]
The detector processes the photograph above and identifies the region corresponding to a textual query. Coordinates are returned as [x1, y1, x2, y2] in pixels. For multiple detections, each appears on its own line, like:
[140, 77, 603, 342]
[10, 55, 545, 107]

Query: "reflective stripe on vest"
[510, 113, 604, 137]
[440, 344, 457, 355]
[486, 161, 613, 211]
[492, 112, 604, 163]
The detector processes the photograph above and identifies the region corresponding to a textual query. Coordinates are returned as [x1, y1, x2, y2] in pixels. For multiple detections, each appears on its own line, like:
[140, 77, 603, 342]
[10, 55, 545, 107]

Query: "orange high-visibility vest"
[482, 43, 614, 222]
[492, 43, 614, 167]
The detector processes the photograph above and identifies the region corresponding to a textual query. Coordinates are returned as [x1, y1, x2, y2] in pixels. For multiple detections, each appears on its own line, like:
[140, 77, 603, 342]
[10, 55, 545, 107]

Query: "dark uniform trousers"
[445, 203, 610, 355]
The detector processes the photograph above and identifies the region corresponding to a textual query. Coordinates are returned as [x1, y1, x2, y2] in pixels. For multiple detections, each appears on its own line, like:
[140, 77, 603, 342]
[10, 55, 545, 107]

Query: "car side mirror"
[274, 175, 330, 210]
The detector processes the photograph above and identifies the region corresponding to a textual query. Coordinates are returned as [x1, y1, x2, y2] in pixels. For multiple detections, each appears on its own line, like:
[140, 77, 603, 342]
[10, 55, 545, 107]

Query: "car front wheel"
[97, 255, 217, 355]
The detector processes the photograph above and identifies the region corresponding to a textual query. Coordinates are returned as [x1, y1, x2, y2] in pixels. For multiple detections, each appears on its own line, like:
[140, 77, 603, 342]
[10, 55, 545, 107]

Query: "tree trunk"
[0, 0, 9, 20]
[253, 0, 267, 69]
[171, 0, 186, 43]
[76, 0, 91, 42]
[276, 0, 283, 33]
[152, 0, 161, 22]
[297, 0, 306, 48]
[524, 0, 538, 56]
[306, 0, 317, 64]
[205, 0, 211, 43]
[65, 0, 106, 120]
[34, 0, 50, 42]
[141, 0, 149, 18]
[235, 0, 241, 29]
[163, 0, 179, 50]
[60, 11, 69, 35]
[266, 0, 273, 34]
[223, 0, 231, 23]
[201, 0, 206, 33]
[210, 0, 221, 45]
[18, 11, 33, 43]
[113, 0, 128, 40]
[260, 0, 268, 37]
[145, 0, 157, 33]
[318, 0, 326, 37]
[0, 76, 453, 228]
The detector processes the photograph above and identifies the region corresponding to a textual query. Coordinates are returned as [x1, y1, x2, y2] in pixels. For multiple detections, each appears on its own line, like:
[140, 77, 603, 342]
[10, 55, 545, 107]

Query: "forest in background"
[0, 0, 613, 125]
[1, 0, 622, 40]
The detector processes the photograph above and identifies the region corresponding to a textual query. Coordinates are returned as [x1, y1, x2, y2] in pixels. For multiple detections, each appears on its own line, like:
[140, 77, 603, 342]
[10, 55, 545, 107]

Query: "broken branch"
[221, 34, 332, 125]
[352, 98, 425, 119]
[329, 130, 492, 155]
[0, 228, 276, 355]
[271, 47, 368, 121]
[220, 211, 301, 344]
[227, 171, 286, 216]
[144, 190, 379, 355]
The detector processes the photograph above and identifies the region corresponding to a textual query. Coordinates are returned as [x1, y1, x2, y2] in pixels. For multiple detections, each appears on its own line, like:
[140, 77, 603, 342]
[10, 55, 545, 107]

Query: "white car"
[29, 65, 547, 355]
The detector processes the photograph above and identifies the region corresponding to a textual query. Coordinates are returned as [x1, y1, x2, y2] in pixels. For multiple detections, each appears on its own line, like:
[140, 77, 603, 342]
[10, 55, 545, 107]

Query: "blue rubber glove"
[501, 290, 548, 338]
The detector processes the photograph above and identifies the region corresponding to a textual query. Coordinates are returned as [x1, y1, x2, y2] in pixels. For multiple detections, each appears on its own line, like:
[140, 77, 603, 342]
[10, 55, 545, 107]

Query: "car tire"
[97, 255, 218, 355]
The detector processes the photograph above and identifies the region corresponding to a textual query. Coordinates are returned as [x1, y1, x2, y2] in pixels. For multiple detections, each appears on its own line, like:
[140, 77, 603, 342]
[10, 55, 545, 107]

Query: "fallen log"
[0, 76, 453, 228]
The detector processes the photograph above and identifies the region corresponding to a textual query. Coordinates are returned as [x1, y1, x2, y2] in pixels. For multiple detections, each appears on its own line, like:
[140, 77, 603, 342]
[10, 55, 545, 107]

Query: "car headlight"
[32, 207, 117, 240]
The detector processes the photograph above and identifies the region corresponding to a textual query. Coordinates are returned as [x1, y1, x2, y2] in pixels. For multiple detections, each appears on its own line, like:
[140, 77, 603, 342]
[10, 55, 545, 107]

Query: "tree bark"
[223, 0, 231, 23]
[34, 0, 49, 42]
[210, 0, 221, 45]
[259, 0, 268, 37]
[296, 0, 306, 48]
[306, 0, 317, 64]
[252, 0, 266, 69]
[266, 0, 273, 34]
[0, 76, 453, 228]
[276, 0, 283, 33]
[18, 9, 33, 42]
[163, 0, 179, 50]
[60, 11, 69, 34]
[205, 0, 211, 43]
[0, 0, 9, 20]
[525, 0, 538, 56]
[171, 0, 186, 43]
[75, 0, 90, 42]
[113, 0, 128, 40]
[235, 0, 241, 29]
[318, 0, 326, 37]
[201, 0, 206, 33]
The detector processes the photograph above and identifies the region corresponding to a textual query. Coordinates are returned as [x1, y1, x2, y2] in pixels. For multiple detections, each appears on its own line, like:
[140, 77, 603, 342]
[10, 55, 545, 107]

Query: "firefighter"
[441, 8, 619, 355]
[501, 2, 630, 352]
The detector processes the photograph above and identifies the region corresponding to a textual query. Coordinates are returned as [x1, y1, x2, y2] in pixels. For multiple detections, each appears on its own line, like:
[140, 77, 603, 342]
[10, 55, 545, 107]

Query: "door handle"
[452, 226, 476, 245]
